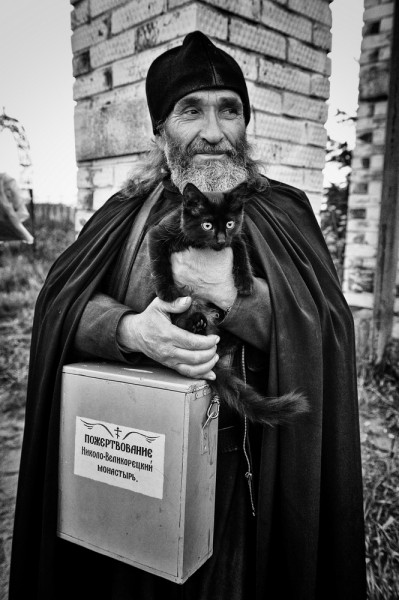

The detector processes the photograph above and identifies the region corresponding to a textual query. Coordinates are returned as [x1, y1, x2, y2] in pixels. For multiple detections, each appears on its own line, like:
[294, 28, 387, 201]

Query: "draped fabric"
[9, 178, 366, 599]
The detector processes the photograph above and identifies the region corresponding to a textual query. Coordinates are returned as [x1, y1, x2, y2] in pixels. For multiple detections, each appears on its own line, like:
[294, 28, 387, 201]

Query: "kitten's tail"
[211, 365, 308, 426]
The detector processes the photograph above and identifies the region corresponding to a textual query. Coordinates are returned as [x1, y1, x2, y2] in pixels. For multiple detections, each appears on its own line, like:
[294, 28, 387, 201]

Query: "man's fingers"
[174, 353, 219, 380]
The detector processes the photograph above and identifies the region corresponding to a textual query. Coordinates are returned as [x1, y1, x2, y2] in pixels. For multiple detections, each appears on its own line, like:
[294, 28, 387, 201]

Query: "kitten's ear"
[182, 183, 208, 210]
[227, 182, 249, 209]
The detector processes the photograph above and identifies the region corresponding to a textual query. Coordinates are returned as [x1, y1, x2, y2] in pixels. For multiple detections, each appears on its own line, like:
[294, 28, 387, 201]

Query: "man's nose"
[200, 111, 224, 145]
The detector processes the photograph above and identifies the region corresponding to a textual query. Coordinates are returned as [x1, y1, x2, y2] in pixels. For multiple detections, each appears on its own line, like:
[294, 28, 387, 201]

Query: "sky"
[0, 0, 364, 204]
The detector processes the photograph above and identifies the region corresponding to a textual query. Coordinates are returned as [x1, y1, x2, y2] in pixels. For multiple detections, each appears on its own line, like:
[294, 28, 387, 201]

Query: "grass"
[0, 215, 398, 598]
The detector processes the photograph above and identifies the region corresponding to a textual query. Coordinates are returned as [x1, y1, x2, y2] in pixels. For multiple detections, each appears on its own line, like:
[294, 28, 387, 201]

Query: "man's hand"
[171, 247, 237, 310]
[116, 296, 220, 379]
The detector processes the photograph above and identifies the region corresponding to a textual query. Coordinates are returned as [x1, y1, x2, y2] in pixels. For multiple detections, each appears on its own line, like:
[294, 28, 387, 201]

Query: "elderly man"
[10, 32, 366, 600]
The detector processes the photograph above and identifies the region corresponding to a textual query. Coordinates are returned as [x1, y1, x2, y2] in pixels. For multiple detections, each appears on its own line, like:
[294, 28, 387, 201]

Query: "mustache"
[186, 140, 237, 157]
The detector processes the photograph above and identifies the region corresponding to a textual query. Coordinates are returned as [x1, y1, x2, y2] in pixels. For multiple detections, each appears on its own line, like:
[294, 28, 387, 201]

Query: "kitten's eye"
[226, 221, 235, 229]
[201, 222, 213, 231]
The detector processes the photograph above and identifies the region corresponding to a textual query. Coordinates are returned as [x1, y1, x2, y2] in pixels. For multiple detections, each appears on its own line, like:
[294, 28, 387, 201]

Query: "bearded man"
[9, 31, 366, 600]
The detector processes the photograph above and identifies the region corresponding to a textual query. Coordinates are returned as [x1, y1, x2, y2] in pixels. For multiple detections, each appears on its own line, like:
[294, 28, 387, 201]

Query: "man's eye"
[226, 221, 235, 229]
[222, 108, 239, 117]
[201, 222, 213, 231]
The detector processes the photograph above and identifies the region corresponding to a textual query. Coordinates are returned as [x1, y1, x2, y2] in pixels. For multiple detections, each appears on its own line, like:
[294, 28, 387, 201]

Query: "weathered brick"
[374, 100, 388, 115]
[75, 209, 95, 234]
[260, 1, 312, 42]
[92, 166, 115, 187]
[113, 40, 182, 87]
[254, 138, 325, 168]
[361, 32, 391, 51]
[112, 0, 166, 35]
[258, 58, 310, 95]
[71, 17, 109, 53]
[283, 91, 328, 122]
[380, 16, 394, 31]
[217, 43, 258, 80]
[73, 51, 91, 76]
[266, 165, 305, 188]
[91, 0, 128, 18]
[255, 113, 306, 144]
[287, 38, 328, 74]
[310, 73, 329, 98]
[303, 168, 324, 191]
[71, 0, 90, 30]
[193, 0, 261, 22]
[247, 82, 282, 114]
[229, 19, 286, 60]
[77, 166, 93, 188]
[136, 4, 228, 51]
[77, 188, 94, 209]
[90, 28, 136, 68]
[370, 154, 384, 170]
[364, 3, 394, 21]
[74, 85, 152, 161]
[93, 187, 115, 209]
[379, 44, 391, 61]
[312, 23, 332, 51]
[306, 121, 327, 146]
[73, 67, 113, 99]
[288, 0, 332, 26]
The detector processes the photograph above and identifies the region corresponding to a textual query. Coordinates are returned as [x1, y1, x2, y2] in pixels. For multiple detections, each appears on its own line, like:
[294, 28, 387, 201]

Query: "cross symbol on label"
[114, 426, 122, 439]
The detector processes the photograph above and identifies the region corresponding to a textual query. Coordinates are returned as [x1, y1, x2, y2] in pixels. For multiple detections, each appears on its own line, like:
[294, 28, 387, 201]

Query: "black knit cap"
[146, 31, 251, 134]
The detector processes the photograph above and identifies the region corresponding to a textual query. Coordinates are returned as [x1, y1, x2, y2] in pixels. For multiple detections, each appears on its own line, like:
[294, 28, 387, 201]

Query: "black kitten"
[149, 182, 308, 426]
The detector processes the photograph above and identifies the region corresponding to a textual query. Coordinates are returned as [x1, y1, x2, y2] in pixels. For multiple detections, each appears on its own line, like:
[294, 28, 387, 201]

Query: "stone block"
[254, 113, 306, 143]
[304, 168, 324, 191]
[310, 73, 330, 98]
[254, 138, 325, 169]
[312, 23, 332, 51]
[71, 0, 90, 30]
[71, 17, 109, 53]
[90, 28, 136, 68]
[288, 0, 332, 26]
[91, 0, 129, 18]
[191, 0, 261, 22]
[364, 3, 394, 21]
[73, 51, 91, 76]
[77, 166, 93, 188]
[265, 165, 304, 188]
[359, 66, 390, 99]
[112, 0, 166, 34]
[368, 180, 383, 197]
[136, 4, 228, 52]
[113, 40, 182, 87]
[374, 100, 388, 116]
[373, 127, 386, 145]
[92, 166, 115, 187]
[246, 82, 282, 114]
[74, 85, 152, 161]
[283, 91, 328, 122]
[306, 121, 327, 146]
[229, 19, 286, 60]
[75, 209, 95, 234]
[93, 186, 115, 210]
[287, 38, 328, 74]
[77, 188, 94, 209]
[260, 1, 312, 42]
[217, 43, 258, 81]
[370, 154, 384, 170]
[379, 45, 391, 61]
[361, 32, 391, 51]
[73, 67, 113, 100]
[258, 58, 310, 95]
[380, 16, 394, 31]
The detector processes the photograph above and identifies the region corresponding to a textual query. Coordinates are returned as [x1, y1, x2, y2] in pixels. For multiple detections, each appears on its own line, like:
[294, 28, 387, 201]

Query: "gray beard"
[168, 157, 248, 193]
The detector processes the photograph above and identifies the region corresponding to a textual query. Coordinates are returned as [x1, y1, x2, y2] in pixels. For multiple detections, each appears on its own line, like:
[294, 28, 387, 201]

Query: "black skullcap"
[146, 31, 251, 134]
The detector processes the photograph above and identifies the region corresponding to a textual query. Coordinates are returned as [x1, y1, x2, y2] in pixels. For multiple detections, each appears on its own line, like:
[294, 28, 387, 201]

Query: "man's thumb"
[160, 296, 192, 314]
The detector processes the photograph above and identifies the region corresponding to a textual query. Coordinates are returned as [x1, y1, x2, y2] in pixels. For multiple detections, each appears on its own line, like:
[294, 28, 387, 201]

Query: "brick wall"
[70, 0, 332, 232]
[343, 0, 399, 338]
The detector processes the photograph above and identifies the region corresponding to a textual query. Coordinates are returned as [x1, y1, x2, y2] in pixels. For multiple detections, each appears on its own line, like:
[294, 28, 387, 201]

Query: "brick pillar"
[70, 0, 331, 232]
[343, 0, 399, 339]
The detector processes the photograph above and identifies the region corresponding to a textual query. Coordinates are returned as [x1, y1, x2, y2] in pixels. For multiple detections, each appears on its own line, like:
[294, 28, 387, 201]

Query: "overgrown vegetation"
[0, 216, 398, 598]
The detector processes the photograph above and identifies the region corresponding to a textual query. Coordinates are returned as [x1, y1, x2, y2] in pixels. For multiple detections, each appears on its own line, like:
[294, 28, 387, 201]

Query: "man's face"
[159, 89, 250, 192]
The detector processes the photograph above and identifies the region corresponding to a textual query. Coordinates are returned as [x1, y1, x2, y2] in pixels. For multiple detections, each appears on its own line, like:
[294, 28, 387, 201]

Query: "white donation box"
[58, 362, 218, 584]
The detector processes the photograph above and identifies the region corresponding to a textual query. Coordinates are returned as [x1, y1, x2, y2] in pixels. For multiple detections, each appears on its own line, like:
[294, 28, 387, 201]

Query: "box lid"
[62, 362, 209, 393]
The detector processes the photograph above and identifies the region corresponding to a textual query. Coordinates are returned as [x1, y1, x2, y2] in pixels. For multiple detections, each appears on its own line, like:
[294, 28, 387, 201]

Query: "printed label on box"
[74, 416, 165, 499]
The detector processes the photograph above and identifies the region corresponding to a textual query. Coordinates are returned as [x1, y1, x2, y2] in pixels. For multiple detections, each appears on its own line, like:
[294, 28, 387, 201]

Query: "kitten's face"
[181, 183, 245, 251]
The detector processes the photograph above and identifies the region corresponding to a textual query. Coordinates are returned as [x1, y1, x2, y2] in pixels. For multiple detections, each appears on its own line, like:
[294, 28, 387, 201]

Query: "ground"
[0, 217, 398, 599]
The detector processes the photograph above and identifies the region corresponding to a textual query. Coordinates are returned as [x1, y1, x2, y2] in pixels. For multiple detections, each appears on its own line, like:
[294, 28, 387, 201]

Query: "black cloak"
[9, 178, 366, 599]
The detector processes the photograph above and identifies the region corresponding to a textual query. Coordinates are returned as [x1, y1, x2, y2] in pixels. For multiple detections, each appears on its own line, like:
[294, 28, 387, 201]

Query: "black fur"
[149, 182, 308, 426]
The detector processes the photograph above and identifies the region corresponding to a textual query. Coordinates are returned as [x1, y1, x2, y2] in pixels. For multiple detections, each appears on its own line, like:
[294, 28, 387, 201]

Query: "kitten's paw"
[159, 287, 181, 303]
[186, 312, 208, 334]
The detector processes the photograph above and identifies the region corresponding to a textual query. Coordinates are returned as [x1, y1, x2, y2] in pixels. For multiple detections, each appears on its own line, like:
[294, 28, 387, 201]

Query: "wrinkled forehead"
[172, 89, 243, 112]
